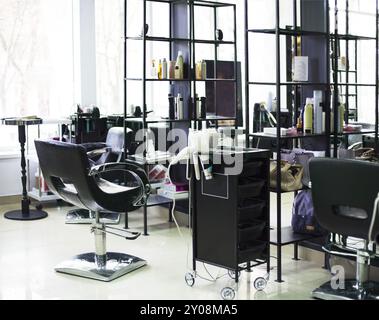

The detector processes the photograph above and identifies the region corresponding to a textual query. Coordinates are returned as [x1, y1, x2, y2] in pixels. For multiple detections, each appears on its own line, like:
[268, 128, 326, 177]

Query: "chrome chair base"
[55, 252, 147, 282]
[66, 209, 120, 225]
[312, 280, 379, 300]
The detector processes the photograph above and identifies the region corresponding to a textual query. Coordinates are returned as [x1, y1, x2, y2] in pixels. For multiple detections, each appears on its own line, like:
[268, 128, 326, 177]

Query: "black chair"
[35, 139, 151, 282]
[66, 127, 130, 225]
[310, 158, 379, 300]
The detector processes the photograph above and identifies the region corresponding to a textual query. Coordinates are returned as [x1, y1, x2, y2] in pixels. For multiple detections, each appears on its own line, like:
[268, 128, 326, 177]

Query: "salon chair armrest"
[86, 147, 112, 158]
[81, 142, 107, 152]
[89, 161, 151, 196]
[90, 161, 145, 175]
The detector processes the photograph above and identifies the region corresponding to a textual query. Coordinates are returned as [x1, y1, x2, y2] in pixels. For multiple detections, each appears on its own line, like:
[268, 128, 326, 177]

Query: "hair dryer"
[169, 129, 220, 181]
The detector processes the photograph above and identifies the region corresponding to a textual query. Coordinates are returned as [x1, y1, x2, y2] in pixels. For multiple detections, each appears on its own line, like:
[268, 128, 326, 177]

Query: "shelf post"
[325, 0, 331, 158]
[244, 0, 250, 148]
[333, 0, 339, 158]
[376, 0, 379, 153]
[233, 4, 238, 131]
[345, 0, 349, 127]
[275, 0, 283, 283]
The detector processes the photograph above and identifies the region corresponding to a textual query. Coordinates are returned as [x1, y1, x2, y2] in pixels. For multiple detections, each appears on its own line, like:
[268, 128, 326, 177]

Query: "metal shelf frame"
[244, 0, 379, 283]
[124, 0, 239, 235]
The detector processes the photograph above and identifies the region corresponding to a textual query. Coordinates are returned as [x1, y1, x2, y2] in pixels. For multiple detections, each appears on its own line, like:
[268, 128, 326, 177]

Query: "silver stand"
[55, 211, 146, 282]
[66, 209, 120, 225]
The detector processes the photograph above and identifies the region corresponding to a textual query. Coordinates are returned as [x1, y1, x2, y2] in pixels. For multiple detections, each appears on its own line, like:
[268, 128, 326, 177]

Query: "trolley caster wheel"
[35, 203, 43, 210]
[185, 273, 195, 287]
[228, 270, 241, 280]
[221, 287, 236, 300]
[254, 277, 267, 291]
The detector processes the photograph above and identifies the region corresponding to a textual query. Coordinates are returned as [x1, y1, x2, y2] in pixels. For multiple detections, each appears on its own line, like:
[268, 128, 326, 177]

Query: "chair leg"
[94, 214, 107, 267]
[356, 249, 370, 290]
[55, 211, 147, 282]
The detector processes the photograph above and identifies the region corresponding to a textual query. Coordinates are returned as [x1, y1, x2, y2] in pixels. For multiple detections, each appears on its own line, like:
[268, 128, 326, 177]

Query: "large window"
[0, 0, 75, 152]
[95, 0, 124, 115]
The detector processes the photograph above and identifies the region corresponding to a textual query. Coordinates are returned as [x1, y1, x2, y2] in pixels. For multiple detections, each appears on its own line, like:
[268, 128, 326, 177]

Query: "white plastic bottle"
[162, 58, 167, 79]
[175, 51, 184, 79]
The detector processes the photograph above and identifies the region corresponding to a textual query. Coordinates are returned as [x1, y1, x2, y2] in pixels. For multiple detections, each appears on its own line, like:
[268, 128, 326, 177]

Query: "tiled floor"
[0, 197, 330, 300]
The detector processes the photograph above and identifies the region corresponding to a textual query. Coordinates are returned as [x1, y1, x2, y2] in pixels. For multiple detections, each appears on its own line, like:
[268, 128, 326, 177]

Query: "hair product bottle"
[158, 59, 162, 79]
[196, 61, 202, 80]
[151, 59, 157, 78]
[201, 60, 207, 79]
[169, 61, 176, 79]
[177, 93, 184, 119]
[175, 51, 184, 79]
[168, 94, 175, 120]
[195, 94, 201, 118]
[200, 97, 207, 119]
[303, 98, 313, 134]
[313, 90, 323, 134]
[162, 58, 167, 79]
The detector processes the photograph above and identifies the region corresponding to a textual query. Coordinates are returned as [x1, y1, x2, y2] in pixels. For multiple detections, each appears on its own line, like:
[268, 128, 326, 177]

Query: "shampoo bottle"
[162, 58, 167, 79]
[303, 98, 313, 134]
[175, 51, 184, 79]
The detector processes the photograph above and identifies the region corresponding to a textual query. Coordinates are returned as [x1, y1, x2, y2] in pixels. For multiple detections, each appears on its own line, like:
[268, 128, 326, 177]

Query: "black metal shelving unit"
[301, 0, 379, 257]
[245, 0, 379, 283]
[124, 0, 239, 235]
[245, 0, 332, 283]
[330, 0, 379, 158]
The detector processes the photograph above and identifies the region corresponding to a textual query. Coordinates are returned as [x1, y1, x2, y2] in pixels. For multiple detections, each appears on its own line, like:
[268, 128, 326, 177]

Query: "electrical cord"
[167, 162, 191, 271]
[167, 158, 225, 281]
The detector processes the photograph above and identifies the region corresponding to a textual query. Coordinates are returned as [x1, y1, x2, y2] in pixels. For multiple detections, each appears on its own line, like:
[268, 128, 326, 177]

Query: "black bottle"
[168, 94, 175, 120]
[200, 97, 207, 119]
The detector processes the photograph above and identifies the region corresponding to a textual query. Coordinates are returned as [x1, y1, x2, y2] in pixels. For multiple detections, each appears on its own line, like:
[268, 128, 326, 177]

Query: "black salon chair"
[310, 158, 379, 300]
[66, 127, 131, 224]
[35, 139, 150, 281]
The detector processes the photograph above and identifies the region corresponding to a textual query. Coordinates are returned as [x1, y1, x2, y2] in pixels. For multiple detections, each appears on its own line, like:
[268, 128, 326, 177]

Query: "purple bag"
[291, 190, 325, 235]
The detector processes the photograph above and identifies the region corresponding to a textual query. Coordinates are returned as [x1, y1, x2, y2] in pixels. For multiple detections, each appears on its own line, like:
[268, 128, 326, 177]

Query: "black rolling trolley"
[185, 148, 271, 300]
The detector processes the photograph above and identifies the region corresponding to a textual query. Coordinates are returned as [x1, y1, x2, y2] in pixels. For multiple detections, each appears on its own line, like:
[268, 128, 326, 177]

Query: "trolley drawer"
[238, 240, 267, 263]
[238, 178, 265, 199]
[238, 220, 266, 243]
[238, 198, 266, 221]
